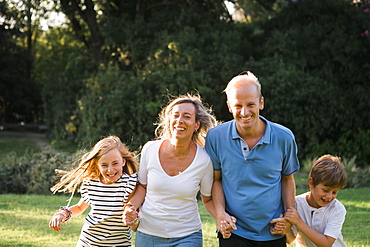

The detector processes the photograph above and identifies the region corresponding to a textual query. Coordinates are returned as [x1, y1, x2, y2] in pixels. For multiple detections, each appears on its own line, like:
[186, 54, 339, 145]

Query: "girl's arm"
[69, 198, 90, 217]
[49, 198, 89, 232]
[285, 207, 336, 247]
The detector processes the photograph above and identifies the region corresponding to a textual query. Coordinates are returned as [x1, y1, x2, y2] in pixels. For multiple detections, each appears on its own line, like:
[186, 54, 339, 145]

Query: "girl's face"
[169, 102, 200, 141]
[97, 148, 125, 184]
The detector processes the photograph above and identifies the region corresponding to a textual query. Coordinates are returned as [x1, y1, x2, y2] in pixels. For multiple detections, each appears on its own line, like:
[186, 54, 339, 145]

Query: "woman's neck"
[168, 138, 194, 157]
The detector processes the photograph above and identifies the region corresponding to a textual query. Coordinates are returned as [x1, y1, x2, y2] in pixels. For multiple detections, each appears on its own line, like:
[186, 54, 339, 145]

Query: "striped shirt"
[77, 173, 137, 247]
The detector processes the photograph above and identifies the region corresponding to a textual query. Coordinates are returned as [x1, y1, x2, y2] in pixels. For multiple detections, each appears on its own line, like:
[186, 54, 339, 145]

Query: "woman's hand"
[217, 214, 237, 239]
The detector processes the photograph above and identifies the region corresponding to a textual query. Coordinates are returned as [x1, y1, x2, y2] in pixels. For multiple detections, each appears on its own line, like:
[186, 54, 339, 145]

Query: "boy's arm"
[285, 207, 336, 247]
[285, 224, 296, 244]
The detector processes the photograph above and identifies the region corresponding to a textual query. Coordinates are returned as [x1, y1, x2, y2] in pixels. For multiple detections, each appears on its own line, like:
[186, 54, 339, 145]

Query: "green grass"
[0, 190, 369, 247]
[0, 135, 368, 246]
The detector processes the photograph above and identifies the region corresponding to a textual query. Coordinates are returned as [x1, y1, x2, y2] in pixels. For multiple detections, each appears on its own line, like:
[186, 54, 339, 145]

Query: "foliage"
[56, 1, 253, 149]
[0, 150, 74, 194]
[246, 0, 370, 166]
[3, 0, 370, 168]
[34, 27, 94, 142]
[0, 1, 37, 123]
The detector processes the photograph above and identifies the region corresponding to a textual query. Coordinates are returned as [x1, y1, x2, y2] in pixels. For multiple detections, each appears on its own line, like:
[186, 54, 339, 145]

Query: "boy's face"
[307, 178, 341, 208]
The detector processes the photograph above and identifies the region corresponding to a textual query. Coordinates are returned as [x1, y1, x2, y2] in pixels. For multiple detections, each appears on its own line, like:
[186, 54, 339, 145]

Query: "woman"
[123, 94, 217, 247]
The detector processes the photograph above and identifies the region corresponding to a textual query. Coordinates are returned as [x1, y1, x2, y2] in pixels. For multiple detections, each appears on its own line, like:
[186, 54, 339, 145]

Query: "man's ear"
[226, 101, 232, 113]
[260, 97, 264, 110]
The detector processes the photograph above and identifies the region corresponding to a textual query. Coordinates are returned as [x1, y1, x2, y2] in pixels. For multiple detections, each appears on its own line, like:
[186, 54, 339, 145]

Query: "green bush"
[0, 150, 75, 194]
[247, 0, 370, 166]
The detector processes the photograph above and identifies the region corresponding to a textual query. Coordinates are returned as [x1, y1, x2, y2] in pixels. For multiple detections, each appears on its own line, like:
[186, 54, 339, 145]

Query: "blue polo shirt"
[205, 116, 300, 241]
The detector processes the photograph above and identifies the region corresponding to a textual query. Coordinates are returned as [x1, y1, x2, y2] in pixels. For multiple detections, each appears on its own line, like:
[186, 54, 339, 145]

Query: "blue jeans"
[135, 229, 202, 247]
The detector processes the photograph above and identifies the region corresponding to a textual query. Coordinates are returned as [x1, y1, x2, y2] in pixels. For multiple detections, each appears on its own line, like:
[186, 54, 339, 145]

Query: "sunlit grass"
[0, 190, 369, 247]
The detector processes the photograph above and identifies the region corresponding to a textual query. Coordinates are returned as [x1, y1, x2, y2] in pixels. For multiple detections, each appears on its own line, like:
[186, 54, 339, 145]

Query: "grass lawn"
[0, 189, 369, 247]
[0, 133, 368, 246]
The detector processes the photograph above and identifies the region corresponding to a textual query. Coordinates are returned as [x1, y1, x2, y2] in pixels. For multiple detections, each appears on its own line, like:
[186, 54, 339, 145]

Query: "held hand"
[49, 214, 65, 232]
[218, 215, 237, 239]
[284, 207, 300, 226]
[270, 214, 291, 235]
[122, 203, 139, 226]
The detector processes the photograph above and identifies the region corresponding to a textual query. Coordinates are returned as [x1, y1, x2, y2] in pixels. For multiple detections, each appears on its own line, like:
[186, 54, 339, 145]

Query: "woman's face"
[169, 103, 200, 141]
[97, 148, 125, 184]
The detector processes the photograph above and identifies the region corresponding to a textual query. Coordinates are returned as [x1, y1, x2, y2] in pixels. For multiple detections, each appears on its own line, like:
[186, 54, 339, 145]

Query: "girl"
[49, 135, 138, 247]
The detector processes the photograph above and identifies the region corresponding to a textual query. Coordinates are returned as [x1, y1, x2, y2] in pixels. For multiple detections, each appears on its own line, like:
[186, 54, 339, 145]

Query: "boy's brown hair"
[309, 154, 347, 189]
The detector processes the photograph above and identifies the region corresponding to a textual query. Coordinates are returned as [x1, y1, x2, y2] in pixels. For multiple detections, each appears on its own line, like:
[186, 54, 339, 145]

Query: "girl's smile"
[98, 148, 125, 184]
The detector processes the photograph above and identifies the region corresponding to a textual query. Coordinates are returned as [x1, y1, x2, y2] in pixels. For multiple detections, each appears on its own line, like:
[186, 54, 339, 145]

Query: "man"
[205, 71, 300, 247]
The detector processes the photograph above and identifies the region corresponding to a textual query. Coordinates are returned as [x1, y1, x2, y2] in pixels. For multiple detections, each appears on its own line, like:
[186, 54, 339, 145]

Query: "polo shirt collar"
[231, 116, 272, 144]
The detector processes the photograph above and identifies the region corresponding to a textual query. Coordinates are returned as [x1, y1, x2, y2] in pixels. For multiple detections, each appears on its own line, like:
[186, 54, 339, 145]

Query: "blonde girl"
[49, 135, 138, 247]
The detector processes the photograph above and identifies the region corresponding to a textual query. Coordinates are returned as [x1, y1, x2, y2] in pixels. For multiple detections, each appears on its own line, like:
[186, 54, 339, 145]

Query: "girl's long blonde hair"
[51, 135, 138, 194]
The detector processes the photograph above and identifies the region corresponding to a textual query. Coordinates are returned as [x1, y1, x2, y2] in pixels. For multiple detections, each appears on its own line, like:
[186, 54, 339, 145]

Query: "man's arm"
[281, 174, 296, 211]
[270, 174, 296, 236]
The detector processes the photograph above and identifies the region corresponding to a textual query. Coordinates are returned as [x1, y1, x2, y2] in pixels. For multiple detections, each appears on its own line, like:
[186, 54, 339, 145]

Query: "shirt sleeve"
[200, 157, 213, 196]
[323, 204, 346, 239]
[80, 179, 91, 204]
[205, 130, 221, 171]
[138, 142, 149, 185]
[282, 133, 300, 176]
[125, 173, 138, 195]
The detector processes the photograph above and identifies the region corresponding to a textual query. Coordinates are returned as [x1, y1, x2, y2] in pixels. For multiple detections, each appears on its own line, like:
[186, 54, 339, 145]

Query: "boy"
[272, 154, 347, 247]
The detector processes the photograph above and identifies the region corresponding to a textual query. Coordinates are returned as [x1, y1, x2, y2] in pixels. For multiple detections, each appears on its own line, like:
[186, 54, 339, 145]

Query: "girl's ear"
[308, 177, 314, 190]
[122, 158, 126, 166]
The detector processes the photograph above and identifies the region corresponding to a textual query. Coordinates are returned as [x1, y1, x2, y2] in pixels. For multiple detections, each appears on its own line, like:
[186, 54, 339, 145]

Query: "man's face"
[227, 81, 264, 134]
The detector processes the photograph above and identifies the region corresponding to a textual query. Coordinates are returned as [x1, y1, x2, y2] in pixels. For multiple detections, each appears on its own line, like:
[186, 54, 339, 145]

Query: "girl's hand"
[49, 214, 65, 232]
[122, 203, 139, 226]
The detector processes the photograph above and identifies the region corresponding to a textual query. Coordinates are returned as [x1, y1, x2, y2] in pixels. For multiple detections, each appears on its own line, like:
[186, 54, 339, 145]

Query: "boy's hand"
[270, 214, 292, 235]
[284, 207, 300, 225]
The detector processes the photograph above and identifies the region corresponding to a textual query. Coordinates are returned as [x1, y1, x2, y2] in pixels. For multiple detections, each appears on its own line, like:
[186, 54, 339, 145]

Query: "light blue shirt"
[205, 116, 300, 241]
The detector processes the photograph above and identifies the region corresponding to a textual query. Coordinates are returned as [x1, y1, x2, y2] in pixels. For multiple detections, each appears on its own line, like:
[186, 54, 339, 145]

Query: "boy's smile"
[307, 180, 340, 208]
